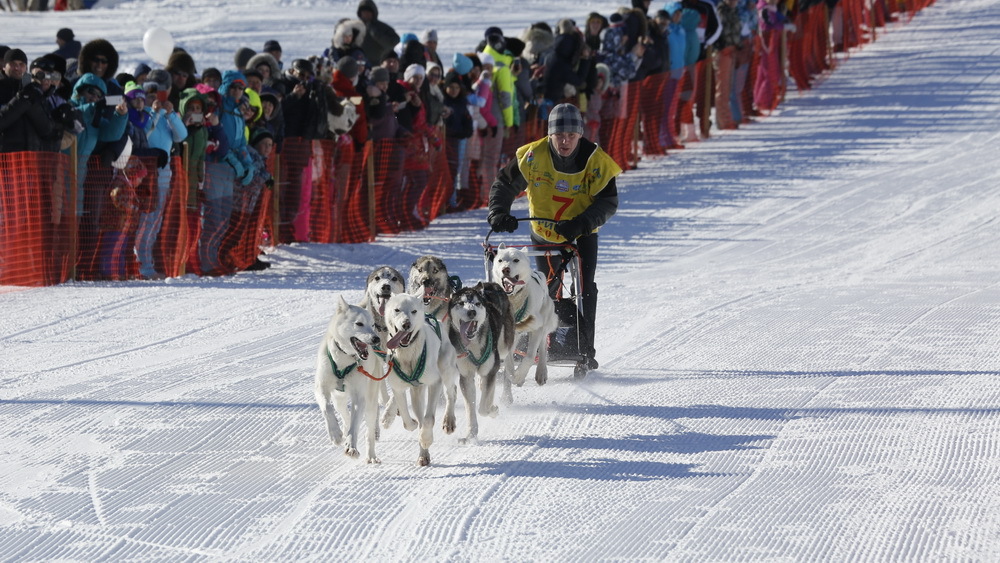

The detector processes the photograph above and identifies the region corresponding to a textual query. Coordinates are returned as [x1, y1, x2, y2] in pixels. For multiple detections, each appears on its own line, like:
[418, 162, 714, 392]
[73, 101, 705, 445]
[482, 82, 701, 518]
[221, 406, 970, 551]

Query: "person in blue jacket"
[70, 72, 128, 217]
[200, 70, 252, 275]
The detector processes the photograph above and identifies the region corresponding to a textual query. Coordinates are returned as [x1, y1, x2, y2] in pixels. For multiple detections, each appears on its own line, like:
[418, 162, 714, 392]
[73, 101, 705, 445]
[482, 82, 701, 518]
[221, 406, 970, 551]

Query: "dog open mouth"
[501, 275, 524, 294]
[351, 336, 370, 360]
[386, 329, 414, 350]
[460, 320, 478, 345]
[422, 285, 435, 305]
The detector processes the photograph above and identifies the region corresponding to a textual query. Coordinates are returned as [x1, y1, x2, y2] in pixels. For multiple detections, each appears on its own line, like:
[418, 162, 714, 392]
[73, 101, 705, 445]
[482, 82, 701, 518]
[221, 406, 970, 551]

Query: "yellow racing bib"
[515, 138, 622, 242]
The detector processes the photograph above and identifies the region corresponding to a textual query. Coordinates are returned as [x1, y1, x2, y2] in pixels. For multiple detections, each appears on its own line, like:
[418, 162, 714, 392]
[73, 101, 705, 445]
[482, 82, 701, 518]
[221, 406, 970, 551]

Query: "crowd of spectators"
[2, 0, 855, 280]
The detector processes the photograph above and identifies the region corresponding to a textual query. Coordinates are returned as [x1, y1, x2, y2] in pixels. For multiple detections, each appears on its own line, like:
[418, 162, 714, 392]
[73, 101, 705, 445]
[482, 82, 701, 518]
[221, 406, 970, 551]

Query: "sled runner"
[484, 218, 591, 379]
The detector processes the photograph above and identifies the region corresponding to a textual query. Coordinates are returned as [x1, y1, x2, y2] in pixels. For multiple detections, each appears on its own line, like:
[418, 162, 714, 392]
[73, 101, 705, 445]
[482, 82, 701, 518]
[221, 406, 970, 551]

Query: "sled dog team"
[315, 250, 558, 466]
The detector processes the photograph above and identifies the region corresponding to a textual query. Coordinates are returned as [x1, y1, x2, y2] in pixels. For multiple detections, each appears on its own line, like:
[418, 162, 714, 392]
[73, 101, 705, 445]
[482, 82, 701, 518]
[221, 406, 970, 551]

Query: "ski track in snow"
[4, 0, 1000, 560]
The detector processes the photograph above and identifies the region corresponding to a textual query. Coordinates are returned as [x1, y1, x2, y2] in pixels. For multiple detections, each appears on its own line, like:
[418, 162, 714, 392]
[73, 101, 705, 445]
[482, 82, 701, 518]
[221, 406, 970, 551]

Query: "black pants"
[531, 232, 599, 360]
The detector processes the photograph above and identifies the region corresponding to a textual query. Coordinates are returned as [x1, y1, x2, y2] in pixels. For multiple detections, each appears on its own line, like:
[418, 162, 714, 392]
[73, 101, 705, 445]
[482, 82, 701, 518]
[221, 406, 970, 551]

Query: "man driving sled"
[487, 103, 621, 373]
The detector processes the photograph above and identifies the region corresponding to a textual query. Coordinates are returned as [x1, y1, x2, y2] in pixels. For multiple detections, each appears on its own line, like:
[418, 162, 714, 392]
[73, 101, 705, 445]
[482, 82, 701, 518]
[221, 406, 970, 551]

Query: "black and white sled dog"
[314, 296, 382, 463]
[408, 255, 454, 322]
[491, 244, 559, 386]
[447, 282, 516, 443]
[360, 266, 405, 426]
[383, 292, 460, 466]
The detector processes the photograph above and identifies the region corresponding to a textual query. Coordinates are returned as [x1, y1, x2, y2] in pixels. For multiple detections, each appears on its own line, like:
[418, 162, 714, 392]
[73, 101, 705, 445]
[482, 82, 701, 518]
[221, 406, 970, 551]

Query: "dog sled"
[484, 218, 592, 379]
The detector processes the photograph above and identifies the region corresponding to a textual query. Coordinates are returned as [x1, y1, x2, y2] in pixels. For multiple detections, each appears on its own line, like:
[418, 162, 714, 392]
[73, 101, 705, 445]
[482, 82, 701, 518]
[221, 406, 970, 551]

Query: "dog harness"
[456, 326, 494, 367]
[326, 346, 358, 380]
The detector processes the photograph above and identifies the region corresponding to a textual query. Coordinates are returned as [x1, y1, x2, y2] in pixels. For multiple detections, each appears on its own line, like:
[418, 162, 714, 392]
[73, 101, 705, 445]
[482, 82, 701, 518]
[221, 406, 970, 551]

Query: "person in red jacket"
[330, 56, 368, 149]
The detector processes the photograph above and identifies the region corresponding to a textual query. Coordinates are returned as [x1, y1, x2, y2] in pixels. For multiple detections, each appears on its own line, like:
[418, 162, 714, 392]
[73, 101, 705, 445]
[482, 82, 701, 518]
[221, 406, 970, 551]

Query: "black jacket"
[0, 86, 56, 153]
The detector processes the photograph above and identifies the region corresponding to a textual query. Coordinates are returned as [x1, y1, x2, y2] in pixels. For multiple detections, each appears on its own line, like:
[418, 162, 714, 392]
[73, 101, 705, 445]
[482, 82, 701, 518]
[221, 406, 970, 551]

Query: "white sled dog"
[447, 282, 515, 443]
[491, 244, 559, 386]
[383, 292, 460, 466]
[314, 296, 382, 463]
[408, 255, 454, 321]
[359, 266, 405, 427]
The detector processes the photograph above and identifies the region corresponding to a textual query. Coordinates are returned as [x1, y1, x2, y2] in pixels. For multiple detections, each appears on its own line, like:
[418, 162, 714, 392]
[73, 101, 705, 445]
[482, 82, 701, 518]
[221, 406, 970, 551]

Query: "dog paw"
[442, 416, 456, 434]
[417, 455, 431, 466]
[480, 404, 499, 418]
[458, 435, 479, 446]
[381, 409, 397, 430]
[501, 388, 514, 406]
[344, 447, 360, 458]
[367, 456, 381, 464]
[402, 419, 418, 432]
[333, 435, 345, 446]
[535, 370, 547, 386]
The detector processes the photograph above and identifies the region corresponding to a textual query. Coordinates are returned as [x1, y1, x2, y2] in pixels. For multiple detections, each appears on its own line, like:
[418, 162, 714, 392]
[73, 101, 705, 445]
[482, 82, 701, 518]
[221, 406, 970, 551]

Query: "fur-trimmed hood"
[78, 38, 119, 79]
[246, 52, 280, 81]
[333, 18, 367, 50]
[166, 50, 197, 77]
[520, 26, 555, 63]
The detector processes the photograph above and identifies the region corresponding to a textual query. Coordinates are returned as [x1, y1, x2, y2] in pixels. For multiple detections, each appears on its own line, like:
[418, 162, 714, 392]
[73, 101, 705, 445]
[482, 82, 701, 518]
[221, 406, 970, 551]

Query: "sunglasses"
[93, 57, 109, 65]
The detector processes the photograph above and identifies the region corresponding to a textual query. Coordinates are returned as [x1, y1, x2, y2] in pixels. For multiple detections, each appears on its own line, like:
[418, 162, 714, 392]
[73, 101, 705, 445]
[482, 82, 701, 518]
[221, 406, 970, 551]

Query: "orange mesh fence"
[0, 151, 74, 286]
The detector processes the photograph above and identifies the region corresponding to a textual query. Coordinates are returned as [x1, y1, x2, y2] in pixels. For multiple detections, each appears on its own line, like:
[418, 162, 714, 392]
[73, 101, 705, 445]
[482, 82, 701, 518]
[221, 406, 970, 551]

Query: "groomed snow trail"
[3, 0, 1000, 560]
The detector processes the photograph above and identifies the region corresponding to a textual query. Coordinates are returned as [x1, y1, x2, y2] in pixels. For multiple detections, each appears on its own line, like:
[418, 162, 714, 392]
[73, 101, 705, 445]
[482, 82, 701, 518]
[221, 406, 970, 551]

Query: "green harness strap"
[457, 326, 494, 367]
[326, 347, 357, 380]
[514, 295, 530, 323]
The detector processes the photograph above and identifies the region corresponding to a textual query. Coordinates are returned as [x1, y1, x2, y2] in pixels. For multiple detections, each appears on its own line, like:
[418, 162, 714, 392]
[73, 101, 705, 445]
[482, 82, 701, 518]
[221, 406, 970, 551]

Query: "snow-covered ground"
[4, 0, 1000, 559]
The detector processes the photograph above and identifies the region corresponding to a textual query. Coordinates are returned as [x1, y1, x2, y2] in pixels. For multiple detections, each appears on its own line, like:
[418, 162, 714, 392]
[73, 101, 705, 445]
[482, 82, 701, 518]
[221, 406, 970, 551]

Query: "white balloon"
[142, 27, 175, 65]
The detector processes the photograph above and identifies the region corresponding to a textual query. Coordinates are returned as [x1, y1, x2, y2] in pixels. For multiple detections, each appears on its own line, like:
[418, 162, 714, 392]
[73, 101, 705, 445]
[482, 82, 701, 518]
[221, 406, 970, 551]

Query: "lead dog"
[408, 255, 454, 322]
[447, 282, 515, 443]
[360, 266, 405, 427]
[383, 292, 460, 466]
[491, 244, 559, 386]
[314, 296, 382, 463]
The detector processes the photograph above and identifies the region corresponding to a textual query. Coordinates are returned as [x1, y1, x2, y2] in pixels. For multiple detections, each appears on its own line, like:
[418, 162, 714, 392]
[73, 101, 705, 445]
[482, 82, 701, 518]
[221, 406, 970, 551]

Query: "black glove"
[554, 218, 587, 241]
[52, 103, 80, 128]
[491, 125, 498, 137]
[488, 211, 518, 233]
[19, 82, 44, 103]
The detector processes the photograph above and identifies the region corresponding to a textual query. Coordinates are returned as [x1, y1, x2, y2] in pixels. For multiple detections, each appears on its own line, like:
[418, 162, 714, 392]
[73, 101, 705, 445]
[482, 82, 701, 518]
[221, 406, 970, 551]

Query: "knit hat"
[146, 69, 171, 92]
[485, 26, 503, 39]
[400, 32, 418, 45]
[250, 128, 274, 147]
[403, 63, 425, 82]
[234, 47, 256, 70]
[336, 56, 359, 79]
[201, 67, 222, 82]
[421, 29, 438, 43]
[370, 66, 390, 83]
[663, 1, 682, 15]
[452, 52, 473, 75]
[548, 103, 584, 135]
[124, 81, 145, 100]
[3, 48, 27, 65]
[263, 39, 282, 53]
[133, 62, 152, 80]
[57, 28, 75, 42]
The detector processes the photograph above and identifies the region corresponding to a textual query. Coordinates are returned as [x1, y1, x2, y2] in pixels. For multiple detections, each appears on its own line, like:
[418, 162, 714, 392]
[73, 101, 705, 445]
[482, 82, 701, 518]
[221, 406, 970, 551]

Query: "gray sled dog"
[491, 244, 559, 386]
[314, 296, 382, 463]
[382, 292, 460, 466]
[408, 255, 454, 321]
[447, 282, 515, 443]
